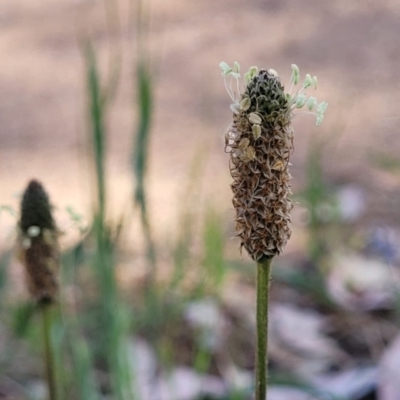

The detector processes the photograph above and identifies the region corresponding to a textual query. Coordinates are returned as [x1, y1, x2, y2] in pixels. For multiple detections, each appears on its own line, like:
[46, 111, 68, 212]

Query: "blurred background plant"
[1, 0, 400, 399]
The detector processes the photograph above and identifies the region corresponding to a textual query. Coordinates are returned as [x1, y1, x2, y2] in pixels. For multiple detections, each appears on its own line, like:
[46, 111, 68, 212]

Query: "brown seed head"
[17, 180, 59, 304]
[226, 70, 293, 261]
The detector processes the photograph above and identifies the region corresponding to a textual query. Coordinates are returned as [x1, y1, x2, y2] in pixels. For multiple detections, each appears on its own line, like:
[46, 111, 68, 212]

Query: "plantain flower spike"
[17, 180, 59, 304]
[220, 62, 327, 261]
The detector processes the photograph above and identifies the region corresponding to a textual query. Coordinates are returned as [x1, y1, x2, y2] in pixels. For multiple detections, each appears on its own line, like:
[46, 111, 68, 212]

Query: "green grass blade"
[132, 61, 156, 274]
[84, 40, 106, 226]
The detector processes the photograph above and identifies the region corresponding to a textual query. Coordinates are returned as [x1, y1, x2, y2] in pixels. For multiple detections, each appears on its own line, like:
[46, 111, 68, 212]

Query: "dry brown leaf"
[328, 252, 399, 310]
[268, 303, 349, 379]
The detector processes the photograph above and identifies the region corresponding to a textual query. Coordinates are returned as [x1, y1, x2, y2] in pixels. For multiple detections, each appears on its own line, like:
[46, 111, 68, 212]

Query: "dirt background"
[1, 0, 400, 253]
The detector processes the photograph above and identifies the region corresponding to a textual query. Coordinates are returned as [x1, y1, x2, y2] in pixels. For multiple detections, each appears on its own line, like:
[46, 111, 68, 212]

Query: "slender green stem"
[41, 303, 58, 400]
[255, 257, 272, 400]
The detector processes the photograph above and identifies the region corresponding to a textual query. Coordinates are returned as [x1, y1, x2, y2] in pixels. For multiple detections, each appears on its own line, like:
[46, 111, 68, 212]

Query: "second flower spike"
[17, 180, 59, 304]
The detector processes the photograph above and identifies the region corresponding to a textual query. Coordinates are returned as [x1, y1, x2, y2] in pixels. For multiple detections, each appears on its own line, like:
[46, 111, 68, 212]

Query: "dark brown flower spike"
[17, 180, 59, 303]
[226, 70, 293, 260]
[220, 62, 327, 261]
